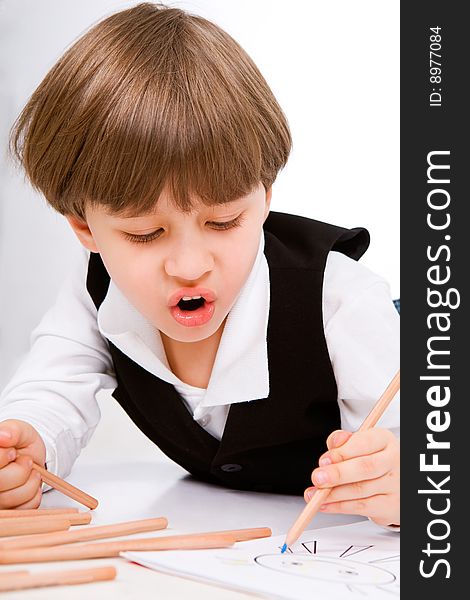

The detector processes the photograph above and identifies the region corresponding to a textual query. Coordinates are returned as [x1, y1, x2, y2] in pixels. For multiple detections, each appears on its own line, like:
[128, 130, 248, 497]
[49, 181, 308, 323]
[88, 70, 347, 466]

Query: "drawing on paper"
[123, 521, 400, 599]
[213, 537, 400, 595]
[248, 537, 400, 595]
[255, 554, 395, 585]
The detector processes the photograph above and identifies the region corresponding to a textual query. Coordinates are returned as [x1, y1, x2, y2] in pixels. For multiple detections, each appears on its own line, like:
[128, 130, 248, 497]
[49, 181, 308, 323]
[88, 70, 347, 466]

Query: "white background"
[0, 0, 399, 422]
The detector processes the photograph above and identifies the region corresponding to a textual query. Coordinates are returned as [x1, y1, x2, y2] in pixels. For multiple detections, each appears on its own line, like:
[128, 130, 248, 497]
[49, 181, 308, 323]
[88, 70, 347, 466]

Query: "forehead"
[95, 195, 246, 223]
[85, 182, 264, 223]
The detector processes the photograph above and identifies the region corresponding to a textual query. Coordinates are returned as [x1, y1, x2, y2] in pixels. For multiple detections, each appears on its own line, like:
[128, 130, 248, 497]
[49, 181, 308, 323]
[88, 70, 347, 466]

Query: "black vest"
[86, 211, 369, 494]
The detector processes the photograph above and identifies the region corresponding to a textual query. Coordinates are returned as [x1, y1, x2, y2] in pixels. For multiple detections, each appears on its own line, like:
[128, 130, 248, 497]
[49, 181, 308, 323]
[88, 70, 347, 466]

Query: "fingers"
[321, 429, 397, 466]
[304, 489, 400, 526]
[0, 465, 42, 509]
[326, 430, 352, 450]
[0, 455, 33, 492]
[304, 468, 398, 503]
[312, 429, 400, 489]
[305, 428, 400, 525]
[304, 487, 315, 503]
[0, 419, 38, 450]
[15, 487, 43, 510]
[312, 448, 395, 488]
[318, 494, 399, 524]
[307, 470, 398, 503]
[0, 447, 17, 469]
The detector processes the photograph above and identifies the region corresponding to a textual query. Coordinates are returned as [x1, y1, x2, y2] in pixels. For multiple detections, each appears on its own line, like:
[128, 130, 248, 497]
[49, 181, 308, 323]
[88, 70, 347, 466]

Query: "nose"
[164, 236, 214, 281]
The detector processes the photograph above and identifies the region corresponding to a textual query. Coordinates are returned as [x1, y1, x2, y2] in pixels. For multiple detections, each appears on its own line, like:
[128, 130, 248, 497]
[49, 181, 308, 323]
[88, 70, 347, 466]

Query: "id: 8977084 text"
[429, 26, 443, 108]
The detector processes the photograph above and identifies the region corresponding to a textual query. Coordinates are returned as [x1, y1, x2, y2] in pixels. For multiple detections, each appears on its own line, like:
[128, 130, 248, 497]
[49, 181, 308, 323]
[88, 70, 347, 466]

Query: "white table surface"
[0, 454, 364, 599]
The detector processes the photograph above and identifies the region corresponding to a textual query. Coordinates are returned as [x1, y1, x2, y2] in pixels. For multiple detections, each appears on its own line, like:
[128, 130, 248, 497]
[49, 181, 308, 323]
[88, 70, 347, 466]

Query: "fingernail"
[331, 432, 342, 447]
[7, 449, 16, 461]
[0, 430, 12, 440]
[314, 470, 328, 485]
[306, 489, 315, 501]
[319, 456, 332, 467]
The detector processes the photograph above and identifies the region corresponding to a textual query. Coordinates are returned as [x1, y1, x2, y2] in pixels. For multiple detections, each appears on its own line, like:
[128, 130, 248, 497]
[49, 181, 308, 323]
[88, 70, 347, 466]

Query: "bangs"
[71, 44, 265, 217]
[10, 3, 291, 219]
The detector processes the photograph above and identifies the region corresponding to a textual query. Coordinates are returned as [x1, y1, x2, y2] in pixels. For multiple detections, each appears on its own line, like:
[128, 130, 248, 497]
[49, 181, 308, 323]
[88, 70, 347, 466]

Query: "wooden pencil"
[0, 531, 237, 563]
[0, 518, 71, 538]
[0, 570, 29, 578]
[0, 565, 116, 592]
[211, 526, 271, 542]
[32, 463, 98, 509]
[0, 508, 79, 518]
[0, 516, 168, 550]
[39, 512, 91, 526]
[282, 370, 401, 550]
[0, 511, 91, 535]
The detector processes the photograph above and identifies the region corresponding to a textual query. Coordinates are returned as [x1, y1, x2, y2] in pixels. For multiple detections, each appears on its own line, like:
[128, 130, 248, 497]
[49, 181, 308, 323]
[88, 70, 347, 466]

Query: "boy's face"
[67, 183, 271, 343]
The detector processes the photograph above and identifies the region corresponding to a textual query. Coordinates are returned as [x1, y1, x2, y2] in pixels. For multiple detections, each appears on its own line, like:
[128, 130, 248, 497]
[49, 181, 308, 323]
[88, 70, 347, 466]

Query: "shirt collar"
[97, 233, 270, 406]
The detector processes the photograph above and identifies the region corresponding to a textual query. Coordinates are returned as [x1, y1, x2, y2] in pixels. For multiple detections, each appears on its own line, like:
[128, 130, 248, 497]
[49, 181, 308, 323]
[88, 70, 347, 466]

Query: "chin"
[161, 320, 222, 343]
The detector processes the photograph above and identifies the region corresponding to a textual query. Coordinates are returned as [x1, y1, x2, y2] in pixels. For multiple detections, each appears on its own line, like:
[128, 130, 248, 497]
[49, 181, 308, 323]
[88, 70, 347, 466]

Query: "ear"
[66, 215, 99, 253]
[263, 186, 272, 222]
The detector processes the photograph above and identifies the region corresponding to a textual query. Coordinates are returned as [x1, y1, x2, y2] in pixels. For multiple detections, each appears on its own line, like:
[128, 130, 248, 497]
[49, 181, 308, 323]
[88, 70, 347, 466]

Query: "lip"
[167, 287, 217, 307]
[170, 301, 215, 328]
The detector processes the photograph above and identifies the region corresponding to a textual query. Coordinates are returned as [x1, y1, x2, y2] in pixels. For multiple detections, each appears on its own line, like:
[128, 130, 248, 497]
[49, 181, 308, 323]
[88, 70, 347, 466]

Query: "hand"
[0, 419, 46, 509]
[304, 428, 400, 527]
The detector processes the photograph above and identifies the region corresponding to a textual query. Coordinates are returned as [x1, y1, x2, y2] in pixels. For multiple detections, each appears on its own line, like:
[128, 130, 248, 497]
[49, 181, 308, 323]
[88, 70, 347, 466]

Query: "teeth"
[181, 295, 202, 301]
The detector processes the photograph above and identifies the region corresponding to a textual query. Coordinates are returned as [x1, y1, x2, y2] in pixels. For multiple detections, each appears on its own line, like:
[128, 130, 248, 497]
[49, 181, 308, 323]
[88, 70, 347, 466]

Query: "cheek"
[221, 228, 260, 283]
[100, 246, 157, 299]
[123, 256, 157, 292]
[121, 270, 148, 298]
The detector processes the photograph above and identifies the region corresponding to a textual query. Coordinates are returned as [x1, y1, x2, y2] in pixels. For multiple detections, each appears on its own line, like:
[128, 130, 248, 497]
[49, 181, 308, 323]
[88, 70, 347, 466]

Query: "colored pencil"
[0, 533, 233, 563]
[0, 566, 116, 591]
[32, 463, 98, 509]
[282, 370, 400, 551]
[0, 516, 168, 550]
[0, 508, 79, 518]
[0, 511, 90, 534]
[0, 518, 71, 538]
[0, 526, 270, 564]
[0, 570, 29, 578]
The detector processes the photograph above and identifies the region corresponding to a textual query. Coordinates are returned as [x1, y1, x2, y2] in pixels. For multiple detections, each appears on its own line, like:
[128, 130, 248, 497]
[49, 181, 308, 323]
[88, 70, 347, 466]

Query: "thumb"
[0, 419, 37, 449]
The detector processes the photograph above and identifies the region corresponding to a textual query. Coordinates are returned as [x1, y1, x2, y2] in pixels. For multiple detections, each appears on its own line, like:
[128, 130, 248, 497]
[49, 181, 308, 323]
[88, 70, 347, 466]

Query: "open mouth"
[169, 289, 216, 327]
[171, 296, 215, 327]
[177, 296, 206, 311]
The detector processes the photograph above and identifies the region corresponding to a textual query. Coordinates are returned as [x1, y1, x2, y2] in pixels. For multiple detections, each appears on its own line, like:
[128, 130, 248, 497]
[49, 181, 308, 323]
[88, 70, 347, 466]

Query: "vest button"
[198, 414, 211, 427]
[220, 463, 243, 473]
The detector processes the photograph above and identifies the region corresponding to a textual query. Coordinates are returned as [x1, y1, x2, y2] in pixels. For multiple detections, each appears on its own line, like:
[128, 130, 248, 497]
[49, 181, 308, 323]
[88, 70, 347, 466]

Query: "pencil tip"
[280, 543, 287, 554]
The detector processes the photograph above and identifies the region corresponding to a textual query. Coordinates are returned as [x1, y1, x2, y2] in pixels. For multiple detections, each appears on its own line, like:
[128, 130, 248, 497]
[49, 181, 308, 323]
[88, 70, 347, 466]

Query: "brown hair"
[10, 2, 291, 220]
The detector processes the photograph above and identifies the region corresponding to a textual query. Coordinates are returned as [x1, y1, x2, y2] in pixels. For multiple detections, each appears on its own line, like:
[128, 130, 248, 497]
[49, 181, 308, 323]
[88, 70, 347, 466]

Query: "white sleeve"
[323, 251, 400, 438]
[0, 249, 117, 480]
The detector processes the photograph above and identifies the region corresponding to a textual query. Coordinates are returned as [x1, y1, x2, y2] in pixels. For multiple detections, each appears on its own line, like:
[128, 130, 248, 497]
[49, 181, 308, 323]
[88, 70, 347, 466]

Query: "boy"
[0, 3, 399, 527]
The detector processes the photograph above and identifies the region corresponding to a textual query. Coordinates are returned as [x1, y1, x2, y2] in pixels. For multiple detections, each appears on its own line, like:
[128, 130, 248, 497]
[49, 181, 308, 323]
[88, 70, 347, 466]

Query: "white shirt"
[0, 232, 400, 481]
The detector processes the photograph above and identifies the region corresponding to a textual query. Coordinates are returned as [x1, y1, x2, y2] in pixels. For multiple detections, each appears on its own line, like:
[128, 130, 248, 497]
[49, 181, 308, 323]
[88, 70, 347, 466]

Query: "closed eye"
[122, 214, 245, 244]
[207, 214, 244, 230]
[122, 229, 164, 244]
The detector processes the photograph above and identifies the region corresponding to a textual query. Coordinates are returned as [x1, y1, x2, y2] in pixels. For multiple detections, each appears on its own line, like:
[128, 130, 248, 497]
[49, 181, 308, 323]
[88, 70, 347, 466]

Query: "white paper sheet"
[122, 520, 399, 599]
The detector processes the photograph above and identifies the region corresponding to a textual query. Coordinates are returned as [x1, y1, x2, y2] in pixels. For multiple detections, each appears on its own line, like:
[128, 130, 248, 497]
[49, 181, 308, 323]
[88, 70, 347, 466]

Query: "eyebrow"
[112, 199, 246, 222]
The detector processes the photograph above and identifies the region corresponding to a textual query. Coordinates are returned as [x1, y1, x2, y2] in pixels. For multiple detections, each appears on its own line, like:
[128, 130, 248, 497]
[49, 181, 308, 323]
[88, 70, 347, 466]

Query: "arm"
[323, 253, 400, 438]
[0, 249, 117, 481]
[305, 252, 400, 526]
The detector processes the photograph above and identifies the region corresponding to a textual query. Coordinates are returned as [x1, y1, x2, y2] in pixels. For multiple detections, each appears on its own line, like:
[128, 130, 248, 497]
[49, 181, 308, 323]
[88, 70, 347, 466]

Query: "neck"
[160, 318, 226, 388]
